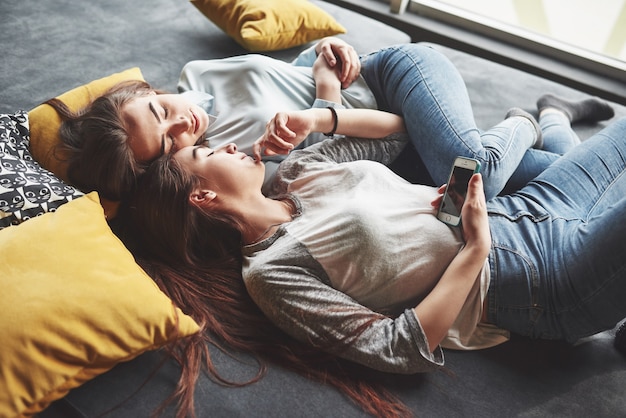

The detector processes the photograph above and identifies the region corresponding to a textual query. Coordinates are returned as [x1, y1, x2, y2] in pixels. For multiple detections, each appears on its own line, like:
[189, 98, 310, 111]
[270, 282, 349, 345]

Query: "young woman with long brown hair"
[119, 100, 626, 417]
[120, 108, 415, 418]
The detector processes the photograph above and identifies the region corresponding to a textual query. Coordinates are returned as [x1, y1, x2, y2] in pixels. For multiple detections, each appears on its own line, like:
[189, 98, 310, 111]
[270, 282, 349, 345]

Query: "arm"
[322, 108, 405, 138]
[243, 241, 444, 373]
[418, 174, 491, 352]
[253, 107, 406, 160]
[246, 177, 489, 367]
[312, 53, 341, 104]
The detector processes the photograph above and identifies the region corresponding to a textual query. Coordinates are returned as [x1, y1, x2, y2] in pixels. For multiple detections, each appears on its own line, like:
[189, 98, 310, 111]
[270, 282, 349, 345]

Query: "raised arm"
[244, 244, 444, 374]
[253, 107, 406, 160]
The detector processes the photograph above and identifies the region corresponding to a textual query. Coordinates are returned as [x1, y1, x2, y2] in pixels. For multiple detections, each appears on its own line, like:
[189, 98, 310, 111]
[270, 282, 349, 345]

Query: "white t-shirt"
[177, 47, 378, 189]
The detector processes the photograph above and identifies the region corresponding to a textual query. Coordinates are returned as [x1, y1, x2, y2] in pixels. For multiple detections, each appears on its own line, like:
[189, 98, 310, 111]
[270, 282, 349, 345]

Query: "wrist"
[323, 107, 338, 137]
[315, 78, 341, 103]
[315, 73, 341, 90]
[461, 240, 490, 261]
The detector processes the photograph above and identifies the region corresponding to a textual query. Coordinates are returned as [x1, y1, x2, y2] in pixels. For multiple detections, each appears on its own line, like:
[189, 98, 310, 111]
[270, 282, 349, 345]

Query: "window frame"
[402, 0, 626, 81]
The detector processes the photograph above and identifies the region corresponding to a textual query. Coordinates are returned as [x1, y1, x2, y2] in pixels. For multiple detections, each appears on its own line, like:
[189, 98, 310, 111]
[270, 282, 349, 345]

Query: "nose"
[214, 143, 237, 155]
[223, 143, 237, 153]
[170, 116, 191, 135]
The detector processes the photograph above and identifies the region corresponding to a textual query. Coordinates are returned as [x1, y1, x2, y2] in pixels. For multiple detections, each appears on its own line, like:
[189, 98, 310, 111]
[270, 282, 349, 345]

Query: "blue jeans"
[486, 117, 626, 342]
[360, 44, 564, 199]
[503, 112, 582, 193]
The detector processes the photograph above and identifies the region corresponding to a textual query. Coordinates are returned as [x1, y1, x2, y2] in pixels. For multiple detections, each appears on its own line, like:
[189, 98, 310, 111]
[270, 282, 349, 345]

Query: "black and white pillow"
[0, 111, 83, 229]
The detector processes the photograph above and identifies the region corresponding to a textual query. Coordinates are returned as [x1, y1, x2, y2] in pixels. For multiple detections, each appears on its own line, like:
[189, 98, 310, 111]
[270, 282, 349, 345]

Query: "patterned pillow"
[0, 111, 84, 229]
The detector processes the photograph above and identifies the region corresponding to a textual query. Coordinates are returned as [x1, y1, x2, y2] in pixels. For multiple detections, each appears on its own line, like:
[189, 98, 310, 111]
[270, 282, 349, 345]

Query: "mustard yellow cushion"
[28, 67, 144, 181]
[190, 0, 347, 52]
[27, 67, 145, 218]
[0, 192, 200, 417]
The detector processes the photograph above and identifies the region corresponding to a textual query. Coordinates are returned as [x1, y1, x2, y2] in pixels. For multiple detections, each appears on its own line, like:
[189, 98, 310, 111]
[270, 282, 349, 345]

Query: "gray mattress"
[1, 0, 624, 417]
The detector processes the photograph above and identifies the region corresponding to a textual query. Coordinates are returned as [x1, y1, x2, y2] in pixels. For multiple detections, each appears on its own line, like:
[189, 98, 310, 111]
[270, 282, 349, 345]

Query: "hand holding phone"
[437, 157, 481, 226]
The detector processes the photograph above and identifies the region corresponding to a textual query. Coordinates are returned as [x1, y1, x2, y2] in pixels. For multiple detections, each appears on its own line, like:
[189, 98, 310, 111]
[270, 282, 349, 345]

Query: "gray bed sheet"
[1, 0, 624, 417]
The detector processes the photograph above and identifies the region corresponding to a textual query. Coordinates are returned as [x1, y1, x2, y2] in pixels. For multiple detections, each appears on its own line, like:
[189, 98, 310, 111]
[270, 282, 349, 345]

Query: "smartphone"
[437, 157, 481, 226]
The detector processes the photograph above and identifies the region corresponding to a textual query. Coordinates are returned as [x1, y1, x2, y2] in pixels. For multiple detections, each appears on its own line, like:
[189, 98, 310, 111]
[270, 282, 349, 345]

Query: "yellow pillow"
[190, 0, 347, 51]
[0, 192, 200, 418]
[28, 67, 144, 182]
[28, 67, 145, 218]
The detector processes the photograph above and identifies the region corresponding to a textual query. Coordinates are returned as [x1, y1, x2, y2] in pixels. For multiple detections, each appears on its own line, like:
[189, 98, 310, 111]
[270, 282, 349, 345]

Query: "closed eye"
[191, 146, 214, 160]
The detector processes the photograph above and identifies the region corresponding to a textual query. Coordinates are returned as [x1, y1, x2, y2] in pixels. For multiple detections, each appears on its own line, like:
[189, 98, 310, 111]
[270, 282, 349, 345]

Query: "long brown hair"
[118, 154, 413, 418]
[46, 80, 155, 201]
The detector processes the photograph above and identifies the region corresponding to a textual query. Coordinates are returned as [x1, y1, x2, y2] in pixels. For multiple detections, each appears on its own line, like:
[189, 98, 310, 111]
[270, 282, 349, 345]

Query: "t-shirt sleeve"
[277, 132, 409, 180]
[291, 44, 318, 67]
[243, 235, 444, 373]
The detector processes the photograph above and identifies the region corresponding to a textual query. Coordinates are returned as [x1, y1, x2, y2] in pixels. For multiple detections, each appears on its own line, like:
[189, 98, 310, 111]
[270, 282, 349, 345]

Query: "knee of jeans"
[482, 178, 506, 200]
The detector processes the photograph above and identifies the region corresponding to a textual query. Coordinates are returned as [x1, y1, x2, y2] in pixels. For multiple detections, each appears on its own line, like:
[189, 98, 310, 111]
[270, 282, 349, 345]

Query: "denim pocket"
[487, 194, 550, 223]
[489, 245, 548, 338]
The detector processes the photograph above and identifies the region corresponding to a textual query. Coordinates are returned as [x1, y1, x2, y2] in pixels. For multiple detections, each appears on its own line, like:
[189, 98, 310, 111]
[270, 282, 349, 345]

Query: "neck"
[240, 196, 295, 245]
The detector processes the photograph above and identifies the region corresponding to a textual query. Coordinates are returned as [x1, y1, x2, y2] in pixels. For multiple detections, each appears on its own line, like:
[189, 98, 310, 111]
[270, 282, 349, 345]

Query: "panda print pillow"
[0, 111, 84, 229]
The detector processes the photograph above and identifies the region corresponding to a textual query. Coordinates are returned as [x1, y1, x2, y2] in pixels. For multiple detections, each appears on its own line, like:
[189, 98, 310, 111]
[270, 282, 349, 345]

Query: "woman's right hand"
[253, 110, 316, 161]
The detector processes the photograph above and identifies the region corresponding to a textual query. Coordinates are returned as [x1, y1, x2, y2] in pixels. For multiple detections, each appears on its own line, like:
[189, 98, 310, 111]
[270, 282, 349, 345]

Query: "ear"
[189, 189, 216, 207]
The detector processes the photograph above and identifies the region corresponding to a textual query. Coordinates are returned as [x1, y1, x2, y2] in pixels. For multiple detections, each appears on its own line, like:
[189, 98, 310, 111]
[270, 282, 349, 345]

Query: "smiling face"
[173, 143, 265, 199]
[122, 93, 210, 163]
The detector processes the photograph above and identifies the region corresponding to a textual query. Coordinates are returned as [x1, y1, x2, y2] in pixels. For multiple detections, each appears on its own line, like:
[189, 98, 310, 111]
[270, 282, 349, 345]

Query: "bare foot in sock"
[537, 93, 614, 124]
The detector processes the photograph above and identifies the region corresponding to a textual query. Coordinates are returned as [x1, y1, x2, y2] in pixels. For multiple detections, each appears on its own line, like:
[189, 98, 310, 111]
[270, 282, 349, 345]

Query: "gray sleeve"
[294, 132, 408, 167]
[243, 234, 444, 374]
[269, 132, 409, 196]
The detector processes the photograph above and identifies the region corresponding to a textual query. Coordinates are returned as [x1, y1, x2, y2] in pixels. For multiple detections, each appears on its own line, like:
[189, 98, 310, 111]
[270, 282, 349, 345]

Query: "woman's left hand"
[253, 110, 315, 161]
[315, 37, 361, 89]
[431, 174, 491, 254]
[459, 174, 491, 255]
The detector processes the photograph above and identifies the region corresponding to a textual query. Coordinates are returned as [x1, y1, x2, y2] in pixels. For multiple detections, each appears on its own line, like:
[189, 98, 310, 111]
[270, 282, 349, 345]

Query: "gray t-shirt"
[242, 134, 507, 373]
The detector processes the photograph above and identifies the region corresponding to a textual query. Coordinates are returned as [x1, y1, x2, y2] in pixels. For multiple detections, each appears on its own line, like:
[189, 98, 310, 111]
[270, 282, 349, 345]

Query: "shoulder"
[243, 229, 329, 290]
[182, 54, 290, 75]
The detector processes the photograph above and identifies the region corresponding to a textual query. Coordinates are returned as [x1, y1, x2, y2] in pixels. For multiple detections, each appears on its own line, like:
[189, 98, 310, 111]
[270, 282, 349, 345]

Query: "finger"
[336, 51, 350, 80]
[273, 118, 297, 140]
[342, 48, 360, 85]
[343, 62, 356, 86]
[265, 124, 296, 151]
[253, 119, 277, 160]
[466, 174, 485, 203]
[320, 44, 337, 66]
[431, 194, 443, 209]
[252, 137, 265, 161]
[267, 136, 295, 153]
[269, 124, 296, 146]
